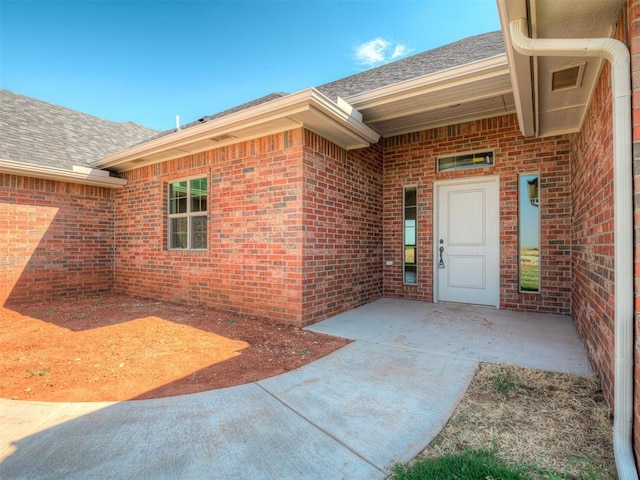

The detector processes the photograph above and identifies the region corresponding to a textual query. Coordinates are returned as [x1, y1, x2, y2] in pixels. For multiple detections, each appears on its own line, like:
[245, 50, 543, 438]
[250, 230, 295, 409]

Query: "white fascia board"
[92, 89, 379, 171]
[309, 90, 380, 144]
[0, 159, 127, 188]
[496, 0, 535, 136]
[344, 55, 511, 109]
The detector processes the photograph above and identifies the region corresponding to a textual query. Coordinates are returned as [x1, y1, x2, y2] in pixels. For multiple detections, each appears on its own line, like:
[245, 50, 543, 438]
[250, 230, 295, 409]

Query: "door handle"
[438, 246, 445, 269]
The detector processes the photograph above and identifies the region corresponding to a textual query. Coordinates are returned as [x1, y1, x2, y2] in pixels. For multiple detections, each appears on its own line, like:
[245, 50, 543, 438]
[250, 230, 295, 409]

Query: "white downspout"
[509, 17, 636, 480]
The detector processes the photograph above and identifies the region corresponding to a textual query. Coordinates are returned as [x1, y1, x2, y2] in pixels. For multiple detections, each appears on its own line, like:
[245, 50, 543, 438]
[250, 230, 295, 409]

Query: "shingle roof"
[142, 92, 290, 144]
[1, 31, 504, 170]
[141, 32, 504, 143]
[182, 92, 290, 128]
[317, 31, 505, 101]
[0, 89, 158, 169]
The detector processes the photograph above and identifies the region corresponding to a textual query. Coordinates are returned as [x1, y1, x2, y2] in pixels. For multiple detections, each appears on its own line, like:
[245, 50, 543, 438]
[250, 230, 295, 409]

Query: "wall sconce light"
[527, 177, 539, 207]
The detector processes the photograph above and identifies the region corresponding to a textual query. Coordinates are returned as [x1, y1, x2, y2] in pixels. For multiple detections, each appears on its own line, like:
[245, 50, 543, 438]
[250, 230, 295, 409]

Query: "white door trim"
[433, 175, 500, 308]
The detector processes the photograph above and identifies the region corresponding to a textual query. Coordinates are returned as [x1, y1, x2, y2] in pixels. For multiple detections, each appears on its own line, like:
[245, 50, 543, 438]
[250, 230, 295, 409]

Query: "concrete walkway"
[0, 299, 592, 479]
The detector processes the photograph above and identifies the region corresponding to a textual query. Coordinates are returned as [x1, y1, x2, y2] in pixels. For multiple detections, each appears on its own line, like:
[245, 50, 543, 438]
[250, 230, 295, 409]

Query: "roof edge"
[496, 0, 536, 137]
[345, 54, 510, 108]
[0, 159, 127, 188]
[92, 88, 380, 172]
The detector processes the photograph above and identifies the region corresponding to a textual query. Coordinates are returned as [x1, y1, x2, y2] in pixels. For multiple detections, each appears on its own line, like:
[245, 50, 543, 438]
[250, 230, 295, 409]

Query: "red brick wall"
[0, 174, 115, 305]
[301, 130, 383, 325]
[569, 3, 640, 444]
[115, 130, 306, 324]
[383, 114, 572, 314]
[114, 128, 383, 326]
[571, 58, 616, 409]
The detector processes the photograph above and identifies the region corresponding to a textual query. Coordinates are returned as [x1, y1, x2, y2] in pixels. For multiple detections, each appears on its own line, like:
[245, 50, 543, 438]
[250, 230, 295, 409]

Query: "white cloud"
[353, 38, 412, 67]
[391, 44, 410, 59]
[354, 38, 389, 65]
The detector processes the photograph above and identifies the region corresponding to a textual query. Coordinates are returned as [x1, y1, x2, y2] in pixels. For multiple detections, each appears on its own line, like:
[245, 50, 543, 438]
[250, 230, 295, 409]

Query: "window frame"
[403, 185, 418, 286]
[436, 149, 494, 173]
[518, 172, 541, 293]
[167, 176, 209, 251]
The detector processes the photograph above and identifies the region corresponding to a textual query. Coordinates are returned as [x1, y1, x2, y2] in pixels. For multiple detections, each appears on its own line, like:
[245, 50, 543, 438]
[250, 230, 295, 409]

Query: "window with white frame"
[168, 177, 208, 250]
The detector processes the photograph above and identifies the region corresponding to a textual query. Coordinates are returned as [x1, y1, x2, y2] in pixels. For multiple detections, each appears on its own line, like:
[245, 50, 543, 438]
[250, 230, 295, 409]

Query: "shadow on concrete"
[0, 299, 593, 480]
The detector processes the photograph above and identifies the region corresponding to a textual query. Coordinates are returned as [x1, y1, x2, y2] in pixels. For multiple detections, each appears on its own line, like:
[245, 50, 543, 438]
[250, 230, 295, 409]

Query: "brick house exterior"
[111, 129, 384, 326]
[382, 116, 572, 313]
[3, 0, 640, 475]
[0, 178, 116, 303]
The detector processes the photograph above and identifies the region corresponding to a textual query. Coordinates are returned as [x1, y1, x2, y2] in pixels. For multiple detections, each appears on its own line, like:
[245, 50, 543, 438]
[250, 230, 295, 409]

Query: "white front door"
[435, 177, 499, 307]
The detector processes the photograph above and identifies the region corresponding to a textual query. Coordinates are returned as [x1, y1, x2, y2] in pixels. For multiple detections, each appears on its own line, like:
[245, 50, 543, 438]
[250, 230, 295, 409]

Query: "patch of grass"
[28, 366, 51, 377]
[390, 448, 610, 480]
[225, 319, 238, 324]
[410, 363, 615, 480]
[92, 300, 103, 306]
[390, 448, 530, 479]
[73, 312, 91, 319]
[492, 369, 520, 395]
[296, 348, 311, 357]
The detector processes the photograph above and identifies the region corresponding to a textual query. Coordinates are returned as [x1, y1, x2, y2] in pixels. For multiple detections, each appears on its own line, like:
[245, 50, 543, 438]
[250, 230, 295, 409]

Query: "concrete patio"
[0, 298, 592, 479]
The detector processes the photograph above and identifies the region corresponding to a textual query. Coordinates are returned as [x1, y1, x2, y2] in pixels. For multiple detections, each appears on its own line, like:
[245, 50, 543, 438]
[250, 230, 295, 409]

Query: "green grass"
[389, 448, 530, 480]
[27, 366, 50, 377]
[520, 267, 539, 292]
[520, 248, 540, 292]
[389, 448, 608, 480]
[492, 369, 520, 395]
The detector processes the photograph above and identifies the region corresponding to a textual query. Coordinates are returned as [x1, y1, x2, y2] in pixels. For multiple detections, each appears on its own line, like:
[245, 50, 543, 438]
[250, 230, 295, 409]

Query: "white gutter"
[0, 159, 127, 188]
[509, 17, 636, 480]
[93, 88, 380, 171]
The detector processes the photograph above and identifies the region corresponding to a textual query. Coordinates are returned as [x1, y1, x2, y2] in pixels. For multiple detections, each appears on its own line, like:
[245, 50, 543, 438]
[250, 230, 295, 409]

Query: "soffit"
[499, 0, 625, 138]
[345, 55, 515, 137]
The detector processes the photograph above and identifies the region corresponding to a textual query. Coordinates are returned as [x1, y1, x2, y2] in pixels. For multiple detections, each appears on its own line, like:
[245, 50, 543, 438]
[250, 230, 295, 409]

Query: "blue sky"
[0, 0, 501, 131]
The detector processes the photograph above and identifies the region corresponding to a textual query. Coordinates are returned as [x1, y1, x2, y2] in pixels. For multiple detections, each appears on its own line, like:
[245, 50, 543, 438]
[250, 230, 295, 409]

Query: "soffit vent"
[210, 134, 237, 142]
[550, 64, 585, 91]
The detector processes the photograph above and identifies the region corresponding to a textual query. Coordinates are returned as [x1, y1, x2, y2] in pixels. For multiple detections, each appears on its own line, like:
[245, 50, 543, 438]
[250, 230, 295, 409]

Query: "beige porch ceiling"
[343, 55, 516, 137]
[498, 0, 626, 138]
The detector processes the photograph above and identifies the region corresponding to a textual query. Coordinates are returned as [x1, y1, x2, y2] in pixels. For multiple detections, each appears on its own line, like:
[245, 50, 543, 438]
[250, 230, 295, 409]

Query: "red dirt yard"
[0, 294, 349, 402]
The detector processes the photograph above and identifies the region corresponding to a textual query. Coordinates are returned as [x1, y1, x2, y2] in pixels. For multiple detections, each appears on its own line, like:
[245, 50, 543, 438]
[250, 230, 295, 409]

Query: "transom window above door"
[437, 150, 494, 172]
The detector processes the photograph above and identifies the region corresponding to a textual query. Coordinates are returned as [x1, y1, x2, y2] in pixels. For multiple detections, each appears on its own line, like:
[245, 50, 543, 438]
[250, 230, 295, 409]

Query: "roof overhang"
[497, 0, 626, 138]
[0, 159, 127, 188]
[344, 54, 515, 137]
[93, 88, 380, 172]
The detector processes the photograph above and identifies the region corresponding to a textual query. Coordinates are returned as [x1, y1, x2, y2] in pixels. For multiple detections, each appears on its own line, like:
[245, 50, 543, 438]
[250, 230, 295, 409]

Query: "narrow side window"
[519, 174, 540, 292]
[403, 186, 417, 285]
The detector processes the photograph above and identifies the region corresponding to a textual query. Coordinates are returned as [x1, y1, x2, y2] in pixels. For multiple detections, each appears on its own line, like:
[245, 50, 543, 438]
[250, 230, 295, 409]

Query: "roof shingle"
[0, 31, 504, 170]
[317, 31, 504, 101]
[0, 89, 158, 169]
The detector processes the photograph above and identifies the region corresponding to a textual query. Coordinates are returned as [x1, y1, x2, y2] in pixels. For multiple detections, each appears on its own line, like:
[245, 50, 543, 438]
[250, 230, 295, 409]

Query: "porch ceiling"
[498, 0, 626, 138]
[344, 55, 516, 137]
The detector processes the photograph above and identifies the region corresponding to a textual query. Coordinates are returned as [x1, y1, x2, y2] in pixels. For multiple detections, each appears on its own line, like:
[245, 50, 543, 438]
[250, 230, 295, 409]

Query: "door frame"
[433, 175, 500, 308]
